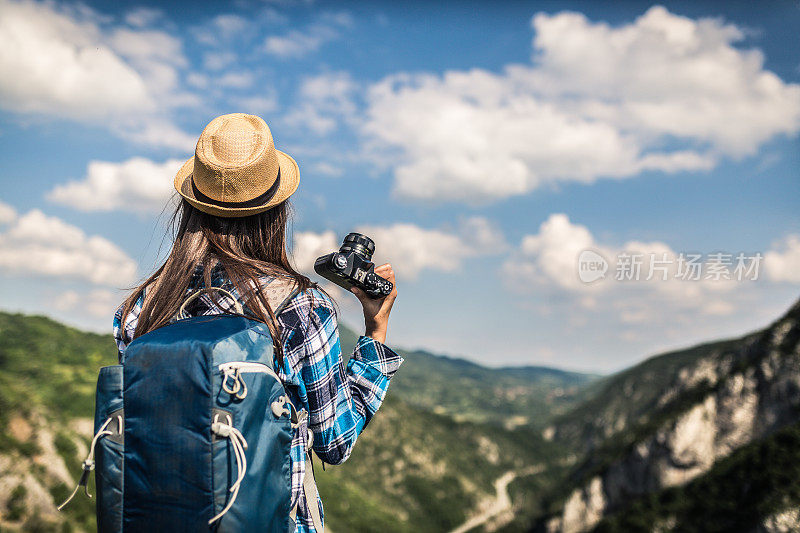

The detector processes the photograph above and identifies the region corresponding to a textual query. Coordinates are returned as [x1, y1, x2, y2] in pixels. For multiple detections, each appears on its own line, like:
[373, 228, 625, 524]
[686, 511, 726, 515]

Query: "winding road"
[449, 465, 543, 533]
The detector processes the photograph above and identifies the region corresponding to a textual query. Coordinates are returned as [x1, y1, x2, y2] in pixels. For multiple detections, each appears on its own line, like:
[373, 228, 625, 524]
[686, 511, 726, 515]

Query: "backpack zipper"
[219, 361, 282, 400]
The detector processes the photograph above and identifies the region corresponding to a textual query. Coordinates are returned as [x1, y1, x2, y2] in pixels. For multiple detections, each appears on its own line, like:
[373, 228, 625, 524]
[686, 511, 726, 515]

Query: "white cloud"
[264, 30, 325, 58]
[291, 230, 339, 274]
[358, 217, 505, 280]
[192, 11, 286, 47]
[203, 51, 237, 71]
[290, 230, 351, 299]
[263, 12, 353, 58]
[112, 119, 196, 151]
[512, 214, 603, 291]
[356, 224, 467, 280]
[187, 72, 209, 89]
[124, 7, 163, 28]
[54, 290, 80, 311]
[527, 7, 800, 156]
[503, 213, 741, 317]
[217, 71, 255, 89]
[456, 216, 508, 254]
[232, 95, 279, 114]
[106, 27, 197, 110]
[362, 6, 800, 203]
[284, 71, 358, 135]
[301, 71, 358, 104]
[0, 200, 17, 225]
[108, 28, 186, 70]
[505, 215, 800, 345]
[765, 235, 800, 283]
[311, 162, 344, 177]
[47, 157, 184, 213]
[206, 14, 249, 42]
[0, 209, 137, 286]
[0, 0, 152, 118]
[293, 218, 504, 282]
[55, 288, 121, 318]
[0, 0, 195, 150]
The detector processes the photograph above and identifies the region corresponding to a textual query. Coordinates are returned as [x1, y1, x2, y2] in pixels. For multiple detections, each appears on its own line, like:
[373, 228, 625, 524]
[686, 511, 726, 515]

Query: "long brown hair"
[119, 198, 313, 357]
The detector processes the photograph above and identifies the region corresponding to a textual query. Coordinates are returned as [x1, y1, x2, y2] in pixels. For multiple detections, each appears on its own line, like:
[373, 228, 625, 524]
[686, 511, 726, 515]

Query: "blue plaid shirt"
[113, 268, 403, 532]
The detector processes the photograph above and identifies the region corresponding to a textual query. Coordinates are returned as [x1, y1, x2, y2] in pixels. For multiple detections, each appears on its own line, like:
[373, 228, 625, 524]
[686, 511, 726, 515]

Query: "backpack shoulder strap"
[176, 286, 243, 320]
[289, 449, 324, 532]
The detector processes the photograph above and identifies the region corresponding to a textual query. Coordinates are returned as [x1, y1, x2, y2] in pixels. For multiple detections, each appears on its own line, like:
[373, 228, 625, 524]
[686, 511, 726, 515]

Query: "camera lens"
[340, 232, 375, 260]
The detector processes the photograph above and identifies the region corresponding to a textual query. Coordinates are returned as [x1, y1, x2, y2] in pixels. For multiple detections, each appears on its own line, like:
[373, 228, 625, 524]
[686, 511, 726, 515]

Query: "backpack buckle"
[271, 395, 291, 419]
[222, 368, 247, 399]
[271, 395, 305, 429]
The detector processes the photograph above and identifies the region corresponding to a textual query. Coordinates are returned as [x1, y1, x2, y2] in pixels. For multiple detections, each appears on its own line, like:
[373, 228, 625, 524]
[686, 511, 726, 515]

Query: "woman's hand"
[351, 263, 397, 344]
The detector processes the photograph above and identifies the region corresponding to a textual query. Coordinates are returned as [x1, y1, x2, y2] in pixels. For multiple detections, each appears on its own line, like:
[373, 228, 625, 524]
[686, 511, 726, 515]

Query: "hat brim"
[173, 149, 300, 218]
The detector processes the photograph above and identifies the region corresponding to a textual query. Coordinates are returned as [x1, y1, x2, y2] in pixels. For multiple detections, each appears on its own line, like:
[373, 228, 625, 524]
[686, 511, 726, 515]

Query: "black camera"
[314, 233, 393, 299]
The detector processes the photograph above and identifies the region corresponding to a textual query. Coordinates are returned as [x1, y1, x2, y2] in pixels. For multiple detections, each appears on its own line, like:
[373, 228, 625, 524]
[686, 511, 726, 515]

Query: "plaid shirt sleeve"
[112, 279, 402, 531]
[285, 289, 403, 465]
[113, 292, 144, 360]
[112, 279, 404, 466]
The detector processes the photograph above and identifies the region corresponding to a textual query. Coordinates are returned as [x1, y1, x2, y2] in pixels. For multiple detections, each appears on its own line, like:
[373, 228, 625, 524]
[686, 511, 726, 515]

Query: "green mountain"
[378, 350, 594, 429]
[0, 312, 592, 532]
[340, 327, 596, 428]
[6, 295, 796, 533]
[0, 312, 112, 532]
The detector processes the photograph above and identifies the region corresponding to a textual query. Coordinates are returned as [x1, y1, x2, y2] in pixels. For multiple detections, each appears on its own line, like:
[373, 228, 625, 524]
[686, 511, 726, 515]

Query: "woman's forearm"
[365, 322, 387, 344]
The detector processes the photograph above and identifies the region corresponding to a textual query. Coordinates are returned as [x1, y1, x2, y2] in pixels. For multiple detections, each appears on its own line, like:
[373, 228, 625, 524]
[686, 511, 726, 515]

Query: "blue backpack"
[59, 287, 323, 532]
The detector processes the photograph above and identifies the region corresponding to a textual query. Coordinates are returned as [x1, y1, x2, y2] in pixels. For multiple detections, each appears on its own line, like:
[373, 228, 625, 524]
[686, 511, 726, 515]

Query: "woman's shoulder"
[273, 284, 337, 358]
[277, 284, 335, 315]
[274, 283, 335, 327]
[113, 289, 145, 353]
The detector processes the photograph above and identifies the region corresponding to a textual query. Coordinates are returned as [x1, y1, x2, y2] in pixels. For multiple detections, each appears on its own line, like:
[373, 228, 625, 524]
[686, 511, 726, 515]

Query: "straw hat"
[174, 113, 299, 217]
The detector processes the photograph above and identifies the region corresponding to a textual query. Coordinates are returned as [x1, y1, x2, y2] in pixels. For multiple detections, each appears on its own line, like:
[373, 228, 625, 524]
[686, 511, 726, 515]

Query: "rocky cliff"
[542, 298, 800, 533]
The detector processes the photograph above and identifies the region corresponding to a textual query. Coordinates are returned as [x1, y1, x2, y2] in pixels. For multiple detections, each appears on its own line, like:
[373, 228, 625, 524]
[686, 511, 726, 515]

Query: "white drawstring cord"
[208, 414, 249, 525]
[58, 416, 115, 511]
[221, 368, 248, 400]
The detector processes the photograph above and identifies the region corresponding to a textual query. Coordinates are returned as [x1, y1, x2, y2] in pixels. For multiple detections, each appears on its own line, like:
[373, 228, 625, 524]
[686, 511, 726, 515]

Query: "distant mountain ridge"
[337, 322, 598, 428]
[382, 348, 596, 428]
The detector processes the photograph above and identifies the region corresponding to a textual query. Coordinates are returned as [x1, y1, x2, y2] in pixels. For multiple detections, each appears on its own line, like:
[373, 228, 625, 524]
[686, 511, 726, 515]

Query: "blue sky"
[0, 0, 798, 372]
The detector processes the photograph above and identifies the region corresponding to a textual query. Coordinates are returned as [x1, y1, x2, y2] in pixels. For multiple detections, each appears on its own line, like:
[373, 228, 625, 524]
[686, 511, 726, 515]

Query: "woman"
[113, 113, 402, 532]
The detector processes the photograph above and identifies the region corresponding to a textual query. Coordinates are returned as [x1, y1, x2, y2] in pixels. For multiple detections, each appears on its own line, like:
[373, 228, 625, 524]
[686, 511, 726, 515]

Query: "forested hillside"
[0, 312, 592, 532]
[3, 296, 797, 533]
